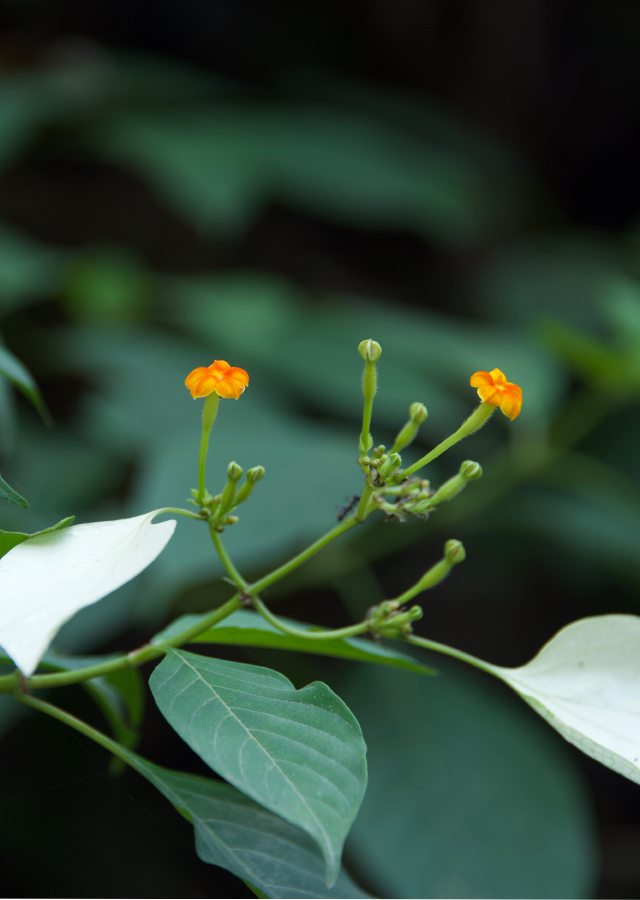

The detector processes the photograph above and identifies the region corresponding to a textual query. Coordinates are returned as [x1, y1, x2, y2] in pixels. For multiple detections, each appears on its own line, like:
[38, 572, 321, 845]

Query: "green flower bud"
[459, 460, 482, 480]
[409, 402, 428, 424]
[444, 539, 466, 564]
[378, 452, 402, 481]
[391, 402, 428, 453]
[235, 467, 265, 506]
[367, 601, 423, 638]
[225, 515, 239, 525]
[358, 339, 382, 363]
[227, 461, 243, 482]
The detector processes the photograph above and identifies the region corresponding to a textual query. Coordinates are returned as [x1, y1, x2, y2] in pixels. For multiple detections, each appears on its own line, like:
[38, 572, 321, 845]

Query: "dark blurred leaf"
[61, 247, 152, 323]
[151, 608, 435, 674]
[338, 656, 596, 899]
[602, 277, 640, 351]
[118, 746, 370, 898]
[0, 338, 51, 424]
[475, 235, 622, 331]
[149, 649, 368, 885]
[0, 226, 63, 317]
[505, 484, 640, 587]
[541, 319, 627, 393]
[113, 51, 239, 107]
[94, 104, 499, 242]
[166, 273, 563, 428]
[0, 74, 65, 169]
[0, 375, 16, 455]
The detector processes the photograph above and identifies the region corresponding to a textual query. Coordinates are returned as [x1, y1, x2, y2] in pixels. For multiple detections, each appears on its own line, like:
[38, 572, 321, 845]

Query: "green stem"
[7, 594, 243, 692]
[354, 483, 375, 522]
[405, 634, 497, 677]
[402, 403, 494, 479]
[14, 693, 141, 772]
[249, 514, 359, 595]
[209, 527, 248, 591]
[360, 394, 374, 454]
[393, 557, 452, 604]
[159, 594, 242, 648]
[252, 595, 369, 641]
[197, 393, 220, 503]
[0, 511, 362, 694]
[158, 507, 207, 521]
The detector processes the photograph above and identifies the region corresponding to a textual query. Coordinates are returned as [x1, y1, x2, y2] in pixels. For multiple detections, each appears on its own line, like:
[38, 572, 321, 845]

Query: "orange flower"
[185, 360, 249, 400]
[470, 368, 522, 420]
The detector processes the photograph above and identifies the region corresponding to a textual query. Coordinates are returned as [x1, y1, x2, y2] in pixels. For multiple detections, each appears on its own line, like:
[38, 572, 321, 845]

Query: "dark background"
[0, 1, 639, 897]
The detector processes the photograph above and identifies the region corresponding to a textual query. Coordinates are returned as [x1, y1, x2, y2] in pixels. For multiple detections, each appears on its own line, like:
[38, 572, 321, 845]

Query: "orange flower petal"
[227, 366, 249, 386]
[192, 373, 222, 398]
[215, 376, 245, 399]
[477, 384, 501, 406]
[470, 371, 493, 388]
[186, 361, 249, 399]
[489, 368, 507, 385]
[499, 389, 522, 420]
[209, 360, 231, 374]
[504, 381, 522, 402]
[185, 367, 209, 390]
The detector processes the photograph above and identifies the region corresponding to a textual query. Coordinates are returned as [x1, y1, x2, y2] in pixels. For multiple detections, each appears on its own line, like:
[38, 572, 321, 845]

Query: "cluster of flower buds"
[355, 450, 483, 523]
[189, 462, 265, 530]
[366, 600, 424, 639]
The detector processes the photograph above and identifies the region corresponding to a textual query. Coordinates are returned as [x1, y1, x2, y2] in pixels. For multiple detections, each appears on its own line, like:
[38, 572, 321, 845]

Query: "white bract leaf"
[0, 510, 176, 676]
[491, 615, 640, 784]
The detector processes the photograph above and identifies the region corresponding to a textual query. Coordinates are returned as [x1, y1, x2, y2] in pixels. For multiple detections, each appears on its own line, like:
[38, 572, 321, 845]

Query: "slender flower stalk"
[402, 402, 495, 479]
[197, 393, 220, 503]
[252, 596, 369, 641]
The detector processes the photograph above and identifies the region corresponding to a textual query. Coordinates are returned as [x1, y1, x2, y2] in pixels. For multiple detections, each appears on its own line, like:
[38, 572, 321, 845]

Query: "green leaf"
[490, 614, 640, 786]
[152, 609, 435, 675]
[0, 510, 175, 676]
[0, 472, 28, 509]
[0, 516, 74, 560]
[0, 339, 51, 424]
[116, 745, 370, 898]
[149, 649, 367, 886]
[338, 656, 596, 899]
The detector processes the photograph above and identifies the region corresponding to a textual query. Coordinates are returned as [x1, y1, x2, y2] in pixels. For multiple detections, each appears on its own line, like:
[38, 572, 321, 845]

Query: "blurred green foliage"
[1, 43, 640, 899]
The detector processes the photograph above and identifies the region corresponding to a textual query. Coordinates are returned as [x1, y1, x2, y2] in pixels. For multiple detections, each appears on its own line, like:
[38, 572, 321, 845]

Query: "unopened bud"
[235, 466, 265, 506]
[227, 461, 243, 482]
[358, 339, 382, 363]
[378, 452, 402, 481]
[392, 402, 428, 453]
[444, 539, 466, 564]
[218, 465, 241, 515]
[368, 602, 423, 638]
[409, 402, 428, 424]
[225, 515, 239, 525]
[459, 460, 482, 480]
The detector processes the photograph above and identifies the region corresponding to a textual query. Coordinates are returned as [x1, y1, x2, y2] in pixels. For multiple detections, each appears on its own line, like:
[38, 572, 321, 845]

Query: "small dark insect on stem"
[337, 494, 361, 521]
